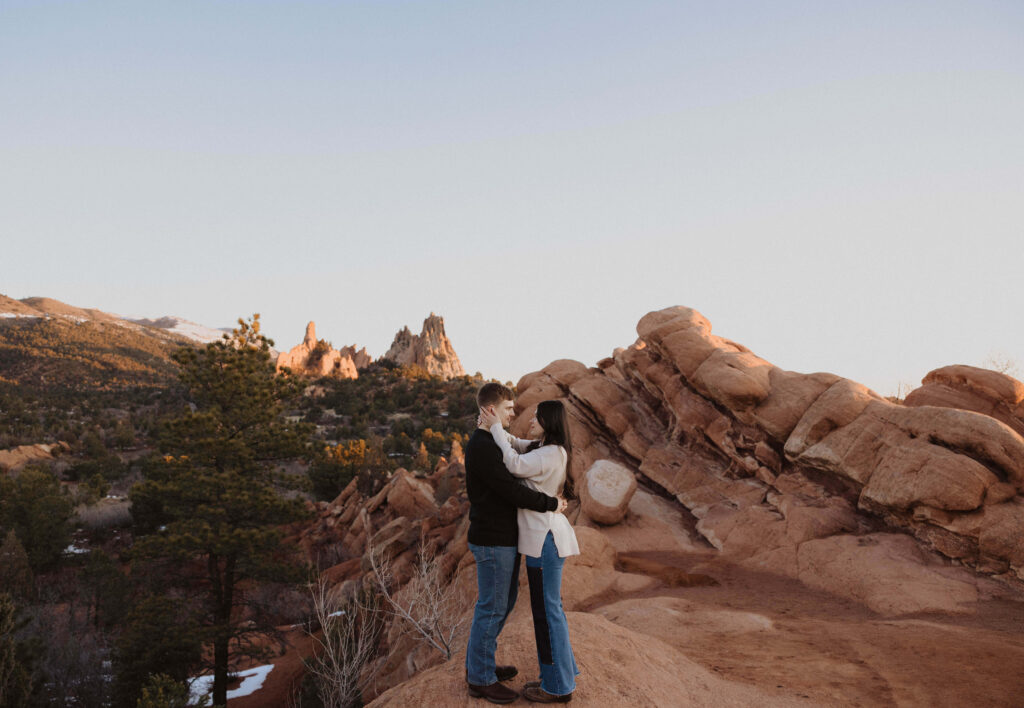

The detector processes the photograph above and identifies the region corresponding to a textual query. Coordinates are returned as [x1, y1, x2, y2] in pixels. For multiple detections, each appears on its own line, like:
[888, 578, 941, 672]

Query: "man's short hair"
[477, 382, 514, 409]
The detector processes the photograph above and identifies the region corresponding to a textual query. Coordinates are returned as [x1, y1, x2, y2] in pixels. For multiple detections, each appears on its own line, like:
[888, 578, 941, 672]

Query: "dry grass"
[75, 498, 132, 530]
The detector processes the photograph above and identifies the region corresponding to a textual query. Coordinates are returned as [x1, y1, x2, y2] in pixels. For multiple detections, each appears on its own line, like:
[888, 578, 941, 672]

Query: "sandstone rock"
[579, 460, 637, 525]
[859, 439, 999, 512]
[873, 403, 1024, 489]
[906, 365, 1024, 437]
[785, 378, 881, 459]
[976, 499, 1024, 576]
[749, 369, 840, 443]
[367, 611, 800, 707]
[561, 526, 655, 609]
[595, 489, 706, 555]
[0, 442, 68, 473]
[339, 344, 373, 370]
[380, 313, 465, 379]
[364, 517, 419, 569]
[509, 305, 1024, 606]
[597, 596, 773, 643]
[795, 533, 979, 615]
[275, 321, 361, 379]
[385, 469, 438, 519]
[692, 349, 774, 411]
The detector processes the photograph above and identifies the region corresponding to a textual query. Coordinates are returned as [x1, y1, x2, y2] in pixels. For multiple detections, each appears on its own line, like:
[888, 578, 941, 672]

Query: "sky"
[1, 1, 1022, 395]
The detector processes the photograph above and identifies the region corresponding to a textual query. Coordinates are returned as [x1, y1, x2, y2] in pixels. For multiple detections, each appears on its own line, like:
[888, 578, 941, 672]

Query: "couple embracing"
[464, 383, 580, 704]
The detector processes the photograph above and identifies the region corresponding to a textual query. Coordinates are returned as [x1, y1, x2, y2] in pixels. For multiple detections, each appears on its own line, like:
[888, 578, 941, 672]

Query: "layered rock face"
[510, 306, 1024, 584]
[904, 364, 1024, 438]
[275, 321, 370, 379]
[381, 313, 465, 379]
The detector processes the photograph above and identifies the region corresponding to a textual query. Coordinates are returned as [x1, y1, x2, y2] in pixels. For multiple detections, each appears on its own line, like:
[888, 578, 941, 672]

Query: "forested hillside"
[0, 317, 181, 390]
[0, 315, 483, 706]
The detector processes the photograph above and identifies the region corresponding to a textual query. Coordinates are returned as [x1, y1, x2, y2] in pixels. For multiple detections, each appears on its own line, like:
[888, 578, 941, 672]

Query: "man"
[465, 382, 566, 704]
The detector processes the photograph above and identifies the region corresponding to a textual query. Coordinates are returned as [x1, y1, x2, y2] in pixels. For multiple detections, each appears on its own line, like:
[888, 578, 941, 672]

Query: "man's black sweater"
[465, 428, 558, 546]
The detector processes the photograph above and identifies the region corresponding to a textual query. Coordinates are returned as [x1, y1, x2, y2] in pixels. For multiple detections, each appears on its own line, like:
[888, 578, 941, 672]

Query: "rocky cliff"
[510, 306, 1024, 586]
[381, 313, 465, 379]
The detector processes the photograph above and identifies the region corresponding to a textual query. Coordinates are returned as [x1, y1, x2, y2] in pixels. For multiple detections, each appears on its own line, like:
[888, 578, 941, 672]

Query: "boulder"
[579, 460, 637, 525]
[385, 469, 439, 519]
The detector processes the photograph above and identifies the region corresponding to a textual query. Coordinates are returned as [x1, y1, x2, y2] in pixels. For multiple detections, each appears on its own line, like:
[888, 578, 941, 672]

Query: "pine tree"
[0, 594, 33, 708]
[113, 596, 202, 708]
[129, 316, 312, 707]
[135, 673, 201, 708]
[0, 531, 33, 600]
[0, 466, 73, 572]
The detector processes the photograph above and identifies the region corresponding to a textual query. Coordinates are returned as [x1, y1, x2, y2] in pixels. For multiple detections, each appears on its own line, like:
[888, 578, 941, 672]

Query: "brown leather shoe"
[523, 685, 573, 703]
[468, 681, 519, 704]
[524, 680, 541, 690]
[496, 665, 519, 682]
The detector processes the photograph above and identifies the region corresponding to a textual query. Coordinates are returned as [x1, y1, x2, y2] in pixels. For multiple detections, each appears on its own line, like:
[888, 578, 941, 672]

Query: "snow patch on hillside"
[125, 316, 229, 343]
[189, 665, 274, 703]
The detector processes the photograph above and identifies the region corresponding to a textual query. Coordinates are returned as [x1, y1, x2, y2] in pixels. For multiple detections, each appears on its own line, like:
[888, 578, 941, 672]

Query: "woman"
[479, 399, 580, 704]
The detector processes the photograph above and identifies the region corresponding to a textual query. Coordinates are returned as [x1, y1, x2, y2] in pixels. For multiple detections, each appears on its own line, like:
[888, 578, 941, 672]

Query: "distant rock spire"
[276, 321, 368, 379]
[381, 314, 465, 379]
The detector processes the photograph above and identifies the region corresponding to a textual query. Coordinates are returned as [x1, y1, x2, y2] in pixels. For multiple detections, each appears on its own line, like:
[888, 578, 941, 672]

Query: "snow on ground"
[64, 544, 89, 555]
[0, 313, 44, 318]
[123, 315, 228, 343]
[189, 665, 274, 704]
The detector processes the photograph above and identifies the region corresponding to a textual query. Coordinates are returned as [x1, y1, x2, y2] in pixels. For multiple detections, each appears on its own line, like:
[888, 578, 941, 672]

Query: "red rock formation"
[509, 306, 1024, 585]
[905, 364, 1024, 438]
[381, 313, 465, 379]
[0, 442, 70, 474]
[275, 321, 364, 379]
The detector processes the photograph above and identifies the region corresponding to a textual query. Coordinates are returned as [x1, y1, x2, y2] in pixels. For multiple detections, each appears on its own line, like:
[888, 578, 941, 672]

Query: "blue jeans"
[466, 543, 521, 685]
[525, 532, 579, 696]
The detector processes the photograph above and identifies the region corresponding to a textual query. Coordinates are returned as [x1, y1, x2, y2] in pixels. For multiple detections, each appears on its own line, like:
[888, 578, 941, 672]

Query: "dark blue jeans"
[525, 532, 579, 695]
[466, 543, 521, 685]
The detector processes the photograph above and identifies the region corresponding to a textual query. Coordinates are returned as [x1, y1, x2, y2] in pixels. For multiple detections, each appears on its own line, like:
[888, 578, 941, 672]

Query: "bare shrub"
[75, 499, 133, 531]
[983, 352, 1021, 379]
[365, 541, 466, 660]
[20, 603, 111, 705]
[303, 577, 382, 708]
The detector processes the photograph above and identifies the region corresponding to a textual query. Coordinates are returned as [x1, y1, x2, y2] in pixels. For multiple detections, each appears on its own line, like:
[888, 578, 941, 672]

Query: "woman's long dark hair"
[529, 399, 575, 500]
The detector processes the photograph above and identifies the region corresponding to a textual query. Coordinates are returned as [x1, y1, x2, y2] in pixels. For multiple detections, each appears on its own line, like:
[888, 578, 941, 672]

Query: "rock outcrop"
[275, 321, 368, 379]
[510, 306, 1024, 586]
[0, 442, 70, 474]
[381, 314, 465, 379]
[367, 610, 799, 707]
[905, 364, 1024, 438]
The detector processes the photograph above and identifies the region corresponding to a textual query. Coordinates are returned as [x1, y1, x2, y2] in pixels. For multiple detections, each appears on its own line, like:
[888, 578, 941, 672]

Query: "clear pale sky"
[2, 1, 1022, 395]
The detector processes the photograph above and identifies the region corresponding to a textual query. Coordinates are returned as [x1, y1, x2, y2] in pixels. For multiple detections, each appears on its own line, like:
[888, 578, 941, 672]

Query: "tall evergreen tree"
[0, 594, 34, 708]
[0, 466, 73, 572]
[130, 316, 312, 706]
